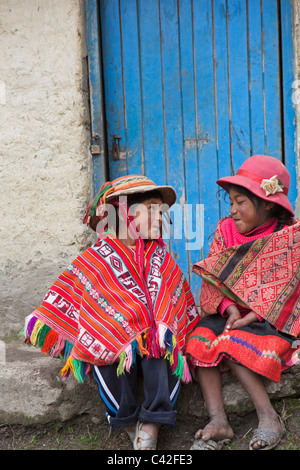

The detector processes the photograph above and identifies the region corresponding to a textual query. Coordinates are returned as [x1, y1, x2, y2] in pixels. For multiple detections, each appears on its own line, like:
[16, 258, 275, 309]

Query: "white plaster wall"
[0, 0, 93, 335]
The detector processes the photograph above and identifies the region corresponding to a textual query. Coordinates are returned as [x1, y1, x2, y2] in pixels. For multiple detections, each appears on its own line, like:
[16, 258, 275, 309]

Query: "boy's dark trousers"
[93, 357, 180, 428]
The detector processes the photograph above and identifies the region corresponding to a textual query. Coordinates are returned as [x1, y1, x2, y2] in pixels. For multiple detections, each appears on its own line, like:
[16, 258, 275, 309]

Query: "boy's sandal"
[133, 421, 157, 450]
[125, 429, 136, 444]
[249, 416, 285, 450]
[190, 438, 231, 450]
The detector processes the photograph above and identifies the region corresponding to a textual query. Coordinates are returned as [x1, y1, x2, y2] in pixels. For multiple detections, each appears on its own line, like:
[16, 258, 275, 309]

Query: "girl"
[186, 155, 300, 450]
[21, 175, 199, 450]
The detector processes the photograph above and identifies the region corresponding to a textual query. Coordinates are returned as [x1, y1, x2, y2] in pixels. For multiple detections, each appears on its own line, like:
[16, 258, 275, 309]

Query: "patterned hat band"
[83, 175, 177, 231]
[236, 169, 288, 196]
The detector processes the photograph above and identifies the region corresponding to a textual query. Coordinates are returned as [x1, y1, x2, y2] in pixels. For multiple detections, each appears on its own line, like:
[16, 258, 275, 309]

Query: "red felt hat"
[217, 155, 294, 216]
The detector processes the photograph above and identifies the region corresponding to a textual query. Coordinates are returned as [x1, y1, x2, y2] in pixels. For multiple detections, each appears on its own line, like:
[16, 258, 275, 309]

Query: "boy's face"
[131, 196, 163, 240]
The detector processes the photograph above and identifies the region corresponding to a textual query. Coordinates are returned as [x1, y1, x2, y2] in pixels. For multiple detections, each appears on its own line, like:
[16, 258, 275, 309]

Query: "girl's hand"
[229, 311, 257, 330]
[224, 308, 257, 332]
[223, 305, 242, 332]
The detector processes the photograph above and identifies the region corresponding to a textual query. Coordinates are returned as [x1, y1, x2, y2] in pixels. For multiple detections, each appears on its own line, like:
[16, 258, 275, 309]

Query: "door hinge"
[90, 144, 101, 154]
[90, 134, 101, 155]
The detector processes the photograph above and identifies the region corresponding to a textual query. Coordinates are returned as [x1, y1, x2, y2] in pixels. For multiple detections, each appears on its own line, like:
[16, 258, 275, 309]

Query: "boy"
[22, 175, 199, 450]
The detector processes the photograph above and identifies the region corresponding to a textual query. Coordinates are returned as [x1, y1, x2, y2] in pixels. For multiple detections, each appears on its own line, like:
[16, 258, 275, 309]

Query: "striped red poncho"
[22, 235, 199, 382]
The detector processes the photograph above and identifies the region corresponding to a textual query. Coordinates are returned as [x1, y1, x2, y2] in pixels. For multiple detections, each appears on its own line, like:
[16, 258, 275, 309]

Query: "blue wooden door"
[86, 0, 297, 301]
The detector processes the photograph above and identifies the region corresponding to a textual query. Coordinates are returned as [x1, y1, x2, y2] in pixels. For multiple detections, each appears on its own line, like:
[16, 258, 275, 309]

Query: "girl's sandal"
[133, 421, 157, 450]
[249, 416, 285, 450]
[190, 438, 231, 450]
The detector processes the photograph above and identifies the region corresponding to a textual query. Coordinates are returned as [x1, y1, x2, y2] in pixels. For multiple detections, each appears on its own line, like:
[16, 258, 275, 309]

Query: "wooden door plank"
[227, 0, 251, 172]
[99, 0, 127, 179]
[247, 0, 265, 156]
[213, 0, 232, 217]
[137, 0, 166, 186]
[159, 0, 190, 282]
[280, 0, 298, 211]
[85, 0, 107, 193]
[178, 0, 202, 297]
[119, 0, 144, 176]
[193, 0, 219, 258]
[261, 0, 282, 160]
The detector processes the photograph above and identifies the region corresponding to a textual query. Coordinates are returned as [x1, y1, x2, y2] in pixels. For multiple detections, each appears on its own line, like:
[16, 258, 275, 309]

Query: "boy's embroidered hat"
[83, 174, 177, 231]
[217, 155, 294, 216]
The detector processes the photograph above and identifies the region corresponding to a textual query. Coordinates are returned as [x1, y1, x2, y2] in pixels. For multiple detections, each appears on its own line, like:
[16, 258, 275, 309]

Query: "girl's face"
[131, 196, 163, 240]
[228, 187, 273, 234]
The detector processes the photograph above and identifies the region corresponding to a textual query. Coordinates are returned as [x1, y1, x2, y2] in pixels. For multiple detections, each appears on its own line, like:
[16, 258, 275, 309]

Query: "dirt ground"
[0, 397, 299, 452]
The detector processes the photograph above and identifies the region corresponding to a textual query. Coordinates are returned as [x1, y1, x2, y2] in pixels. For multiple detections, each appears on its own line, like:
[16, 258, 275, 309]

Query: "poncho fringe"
[20, 314, 192, 384]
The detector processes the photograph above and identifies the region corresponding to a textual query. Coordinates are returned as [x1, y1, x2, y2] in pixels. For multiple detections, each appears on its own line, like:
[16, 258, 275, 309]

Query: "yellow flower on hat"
[260, 175, 284, 197]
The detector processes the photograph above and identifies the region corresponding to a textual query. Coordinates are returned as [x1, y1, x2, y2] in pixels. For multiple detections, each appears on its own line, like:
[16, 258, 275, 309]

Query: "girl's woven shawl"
[22, 235, 199, 382]
[193, 220, 300, 338]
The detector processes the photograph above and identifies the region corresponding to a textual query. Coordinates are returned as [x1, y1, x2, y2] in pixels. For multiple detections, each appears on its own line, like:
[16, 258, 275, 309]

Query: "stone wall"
[0, 0, 93, 337]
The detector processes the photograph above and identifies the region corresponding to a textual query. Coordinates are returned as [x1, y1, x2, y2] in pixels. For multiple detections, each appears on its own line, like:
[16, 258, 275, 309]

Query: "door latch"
[112, 134, 121, 160]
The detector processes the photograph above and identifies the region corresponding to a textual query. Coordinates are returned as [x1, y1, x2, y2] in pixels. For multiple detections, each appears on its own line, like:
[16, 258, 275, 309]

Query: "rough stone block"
[1, 340, 300, 425]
